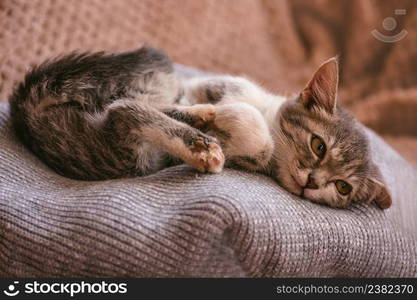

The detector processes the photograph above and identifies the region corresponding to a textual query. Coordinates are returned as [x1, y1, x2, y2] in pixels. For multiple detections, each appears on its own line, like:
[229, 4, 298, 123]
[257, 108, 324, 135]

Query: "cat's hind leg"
[103, 100, 225, 174]
[208, 103, 274, 172]
[163, 103, 274, 173]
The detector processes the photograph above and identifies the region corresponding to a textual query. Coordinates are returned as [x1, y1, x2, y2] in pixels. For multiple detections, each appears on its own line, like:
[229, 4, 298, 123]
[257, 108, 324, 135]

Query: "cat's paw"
[189, 136, 224, 173]
[186, 104, 216, 129]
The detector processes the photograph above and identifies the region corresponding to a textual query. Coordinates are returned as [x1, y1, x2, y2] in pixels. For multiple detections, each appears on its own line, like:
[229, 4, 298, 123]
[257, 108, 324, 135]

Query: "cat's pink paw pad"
[190, 138, 225, 173]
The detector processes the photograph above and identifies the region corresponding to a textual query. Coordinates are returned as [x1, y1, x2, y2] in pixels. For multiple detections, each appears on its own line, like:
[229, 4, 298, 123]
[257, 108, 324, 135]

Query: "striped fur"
[184, 58, 391, 209]
[9, 47, 225, 180]
[9, 49, 391, 209]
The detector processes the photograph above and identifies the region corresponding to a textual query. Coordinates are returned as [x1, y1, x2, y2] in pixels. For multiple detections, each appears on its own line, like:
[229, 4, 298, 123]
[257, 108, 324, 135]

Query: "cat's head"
[273, 58, 391, 209]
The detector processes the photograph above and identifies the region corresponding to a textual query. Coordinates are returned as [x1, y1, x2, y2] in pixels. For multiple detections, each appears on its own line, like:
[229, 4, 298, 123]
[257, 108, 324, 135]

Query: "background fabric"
[0, 0, 416, 166]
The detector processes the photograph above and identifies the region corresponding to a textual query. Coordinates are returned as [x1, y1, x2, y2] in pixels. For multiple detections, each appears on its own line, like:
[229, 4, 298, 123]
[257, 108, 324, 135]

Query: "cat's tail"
[7, 47, 176, 179]
[8, 46, 174, 148]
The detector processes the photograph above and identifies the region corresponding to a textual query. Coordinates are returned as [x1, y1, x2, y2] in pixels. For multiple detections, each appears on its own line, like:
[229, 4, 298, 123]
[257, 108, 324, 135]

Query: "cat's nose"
[305, 174, 319, 189]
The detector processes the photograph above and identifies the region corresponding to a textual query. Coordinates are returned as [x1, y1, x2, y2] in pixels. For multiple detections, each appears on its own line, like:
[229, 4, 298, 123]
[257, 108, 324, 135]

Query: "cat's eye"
[335, 180, 352, 195]
[310, 135, 326, 159]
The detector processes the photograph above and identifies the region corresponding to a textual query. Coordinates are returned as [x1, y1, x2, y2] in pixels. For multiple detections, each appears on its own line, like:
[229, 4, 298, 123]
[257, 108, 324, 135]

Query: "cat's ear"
[364, 163, 392, 209]
[300, 57, 339, 114]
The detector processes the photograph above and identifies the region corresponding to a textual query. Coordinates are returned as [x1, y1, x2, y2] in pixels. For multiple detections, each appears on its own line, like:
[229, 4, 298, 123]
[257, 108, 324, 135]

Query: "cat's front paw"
[186, 104, 216, 129]
[189, 136, 225, 173]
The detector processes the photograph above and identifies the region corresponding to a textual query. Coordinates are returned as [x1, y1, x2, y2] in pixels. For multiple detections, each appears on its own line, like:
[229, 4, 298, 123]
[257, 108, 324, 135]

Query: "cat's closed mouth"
[290, 174, 304, 197]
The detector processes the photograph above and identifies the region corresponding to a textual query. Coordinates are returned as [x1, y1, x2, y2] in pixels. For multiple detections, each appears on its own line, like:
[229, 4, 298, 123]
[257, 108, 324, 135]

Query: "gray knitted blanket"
[1, 78, 417, 277]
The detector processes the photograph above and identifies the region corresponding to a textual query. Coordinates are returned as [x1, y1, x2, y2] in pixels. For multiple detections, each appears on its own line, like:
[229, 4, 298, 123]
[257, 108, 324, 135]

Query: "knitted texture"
[1, 98, 417, 277]
[0, 0, 300, 99]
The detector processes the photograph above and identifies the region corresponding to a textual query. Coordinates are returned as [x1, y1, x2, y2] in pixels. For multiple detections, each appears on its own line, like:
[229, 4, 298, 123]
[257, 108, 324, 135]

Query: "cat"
[184, 62, 392, 209]
[8, 47, 391, 209]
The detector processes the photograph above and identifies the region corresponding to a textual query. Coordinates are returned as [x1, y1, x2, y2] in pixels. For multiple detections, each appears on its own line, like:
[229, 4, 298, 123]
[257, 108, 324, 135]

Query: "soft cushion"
[1, 98, 416, 277]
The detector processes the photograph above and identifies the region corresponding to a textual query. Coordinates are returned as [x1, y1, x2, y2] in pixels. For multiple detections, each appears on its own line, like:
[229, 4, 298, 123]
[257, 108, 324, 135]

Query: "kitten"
[9, 47, 391, 209]
[9, 48, 226, 179]
[183, 59, 392, 209]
